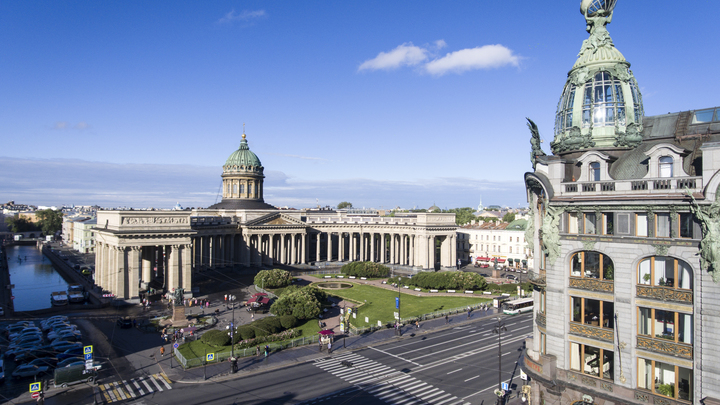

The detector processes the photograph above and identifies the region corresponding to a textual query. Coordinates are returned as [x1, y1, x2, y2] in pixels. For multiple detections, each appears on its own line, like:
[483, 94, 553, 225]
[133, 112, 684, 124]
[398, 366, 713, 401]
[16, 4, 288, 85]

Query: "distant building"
[72, 217, 96, 253]
[457, 219, 531, 268]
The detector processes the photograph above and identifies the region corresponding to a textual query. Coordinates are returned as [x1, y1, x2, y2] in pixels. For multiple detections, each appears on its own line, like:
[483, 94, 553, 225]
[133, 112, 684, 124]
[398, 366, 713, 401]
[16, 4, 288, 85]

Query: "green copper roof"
[224, 134, 262, 170]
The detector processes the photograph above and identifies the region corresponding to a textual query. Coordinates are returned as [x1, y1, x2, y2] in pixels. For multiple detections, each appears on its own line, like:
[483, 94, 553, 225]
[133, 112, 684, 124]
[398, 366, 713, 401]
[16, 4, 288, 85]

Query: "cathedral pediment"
[246, 213, 305, 227]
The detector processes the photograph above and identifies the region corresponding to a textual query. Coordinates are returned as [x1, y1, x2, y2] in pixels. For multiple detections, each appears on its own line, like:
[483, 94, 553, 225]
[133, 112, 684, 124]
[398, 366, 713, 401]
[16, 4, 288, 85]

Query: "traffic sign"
[31, 392, 40, 399]
[86, 359, 94, 370]
[206, 353, 215, 362]
[84, 345, 93, 355]
[85, 353, 93, 361]
[173, 342, 179, 349]
[502, 382, 509, 391]
[29, 382, 41, 393]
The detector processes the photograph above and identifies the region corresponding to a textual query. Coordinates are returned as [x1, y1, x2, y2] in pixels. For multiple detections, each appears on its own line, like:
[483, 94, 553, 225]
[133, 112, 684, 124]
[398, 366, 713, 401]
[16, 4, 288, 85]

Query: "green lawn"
[320, 282, 490, 327]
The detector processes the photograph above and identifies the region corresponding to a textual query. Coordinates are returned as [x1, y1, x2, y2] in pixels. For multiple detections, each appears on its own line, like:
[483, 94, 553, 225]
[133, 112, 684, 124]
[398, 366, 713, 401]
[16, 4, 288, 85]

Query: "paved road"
[9, 312, 531, 405]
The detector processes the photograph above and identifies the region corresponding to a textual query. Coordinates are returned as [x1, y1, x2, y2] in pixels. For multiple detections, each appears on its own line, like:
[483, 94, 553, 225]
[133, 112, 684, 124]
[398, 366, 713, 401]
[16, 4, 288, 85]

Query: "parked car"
[13, 349, 45, 363]
[116, 317, 133, 329]
[54, 364, 96, 387]
[48, 329, 81, 341]
[5, 343, 42, 358]
[0, 360, 4, 382]
[41, 317, 69, 331]
[23, 357, 58, 369]
[56, 357, 84, 368]
[9, 327, 42, 340]
[51, 335, 80, 344]
[56, 347, 83, 360]
[50, 340, 81, 349]
[12, 364, 49, 379]
[9, 336, 43, 348]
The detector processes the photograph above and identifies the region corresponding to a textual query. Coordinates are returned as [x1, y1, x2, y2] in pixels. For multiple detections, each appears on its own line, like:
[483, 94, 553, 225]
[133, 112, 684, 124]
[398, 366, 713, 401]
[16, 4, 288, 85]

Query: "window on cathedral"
[638, 257, 693, 289]
[638, 359, 692, 401]
[570, 343, 613, 381]
[638, 307, 693, 345]
[570, 251, 614, 280]
[603, 212, 614, 235]
[584, 212, 597, 234]
[568, 212, 579, 234]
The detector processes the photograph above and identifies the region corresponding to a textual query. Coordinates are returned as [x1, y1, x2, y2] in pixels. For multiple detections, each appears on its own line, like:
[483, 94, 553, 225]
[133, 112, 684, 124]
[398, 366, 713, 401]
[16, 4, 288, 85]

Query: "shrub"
[279, 315, 298, 329]
[341, 261, 390, 278]
[237, 325, 255, 340]
[200, 329, 230, 347]
[389, 271, 487, 290]
[254, 269, 293, 289]
[256, 317, 282, 334]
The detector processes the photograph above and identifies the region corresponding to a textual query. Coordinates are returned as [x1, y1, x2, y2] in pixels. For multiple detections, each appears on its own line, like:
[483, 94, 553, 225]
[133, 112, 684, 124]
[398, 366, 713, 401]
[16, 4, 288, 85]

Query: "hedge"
[341, 261, 390, 278]
[254, 269, 293, 289]
[201, 329, 231, 347]
[389, 271, 488, 290]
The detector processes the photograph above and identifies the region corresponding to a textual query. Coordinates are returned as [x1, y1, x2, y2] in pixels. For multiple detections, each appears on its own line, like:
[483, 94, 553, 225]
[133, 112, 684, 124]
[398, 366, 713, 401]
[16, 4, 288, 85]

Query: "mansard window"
[570, 343, 614, 381]
[555, 83, 576, 135]
[570, 251, 614, 280]
[659, 156, 674, 178]
[638, 257, 693, 289]
[571, 296, 614, 329]
[589, 162, 600, 181]
[638, 359, 692, 402]
[638, 307, 693, 344]
[656, 213, 671, 238]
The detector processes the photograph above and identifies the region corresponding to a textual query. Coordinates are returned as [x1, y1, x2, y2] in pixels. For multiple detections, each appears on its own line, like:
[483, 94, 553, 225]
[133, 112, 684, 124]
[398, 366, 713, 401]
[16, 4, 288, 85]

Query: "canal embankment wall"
[41, 245, 105, 308]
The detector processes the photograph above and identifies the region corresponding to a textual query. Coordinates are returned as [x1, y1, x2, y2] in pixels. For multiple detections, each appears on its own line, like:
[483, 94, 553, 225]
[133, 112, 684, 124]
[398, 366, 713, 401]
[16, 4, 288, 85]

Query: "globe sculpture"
[580, 0, 617, 17]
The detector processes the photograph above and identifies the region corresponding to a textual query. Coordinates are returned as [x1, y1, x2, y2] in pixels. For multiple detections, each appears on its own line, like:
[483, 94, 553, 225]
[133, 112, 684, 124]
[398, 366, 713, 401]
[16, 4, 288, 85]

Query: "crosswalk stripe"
[141, 377, 154, 393]
[123, 380, 136, 398]
[99, 374, 172, 402]
[132, 379, 145, 396]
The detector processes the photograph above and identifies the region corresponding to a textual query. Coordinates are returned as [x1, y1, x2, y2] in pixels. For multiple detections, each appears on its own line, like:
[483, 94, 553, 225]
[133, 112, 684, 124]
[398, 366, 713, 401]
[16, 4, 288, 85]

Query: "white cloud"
[217, 9, 266, 25]
[75, 122, 90, 130]
[358, 43, 429, 71]
[424, 44, 519, 76]
[53, 121, 69, 130]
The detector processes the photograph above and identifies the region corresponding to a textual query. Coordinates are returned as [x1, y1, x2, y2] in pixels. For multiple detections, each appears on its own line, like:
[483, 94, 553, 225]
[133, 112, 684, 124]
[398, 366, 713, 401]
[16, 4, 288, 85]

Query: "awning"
[497, 259, 506, 263]
[253, 292, 268, 297]
[514, 258, 520, 262]
[522, 260, 527, 264]
[477, 257, 490, 261]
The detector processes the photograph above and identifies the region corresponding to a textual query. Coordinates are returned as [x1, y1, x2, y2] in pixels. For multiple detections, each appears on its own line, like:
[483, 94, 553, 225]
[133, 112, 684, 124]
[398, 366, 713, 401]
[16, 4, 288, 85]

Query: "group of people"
[161, 327, 191, 343]
[255, 345, 271, 358]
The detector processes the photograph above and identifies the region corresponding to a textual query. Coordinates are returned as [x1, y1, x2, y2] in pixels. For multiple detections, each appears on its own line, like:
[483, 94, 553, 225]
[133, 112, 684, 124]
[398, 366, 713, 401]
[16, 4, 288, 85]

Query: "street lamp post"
[493, 316, 508, 405]
[229, 294, 238, 373]
[396, 282, 401, 336]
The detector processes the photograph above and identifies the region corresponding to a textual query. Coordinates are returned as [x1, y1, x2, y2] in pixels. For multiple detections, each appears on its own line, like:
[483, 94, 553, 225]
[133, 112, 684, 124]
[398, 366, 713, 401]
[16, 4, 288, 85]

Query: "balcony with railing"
[561, 176, 702, 197]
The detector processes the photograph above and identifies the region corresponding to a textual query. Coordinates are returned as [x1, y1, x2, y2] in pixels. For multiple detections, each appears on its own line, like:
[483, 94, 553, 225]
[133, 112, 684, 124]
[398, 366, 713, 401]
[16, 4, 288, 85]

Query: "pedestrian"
[415, 320, 419, 329]
[206, 301, 209, 309]
[251, 313, 254, 320]
[467, 306, 471, 318]
[256, 346, 260, 356]
[319, 337, 323, 352]
[224, 294, 227, 301]
[160, 346, 165, 357]
[445, 314, 449, 324]
[328, 342, 332, 354]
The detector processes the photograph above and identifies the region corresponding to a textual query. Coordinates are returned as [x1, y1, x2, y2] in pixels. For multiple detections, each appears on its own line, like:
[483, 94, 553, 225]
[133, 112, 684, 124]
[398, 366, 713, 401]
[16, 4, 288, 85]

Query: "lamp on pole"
[493, 316, 508, 405]
[229, 294, 238, 373]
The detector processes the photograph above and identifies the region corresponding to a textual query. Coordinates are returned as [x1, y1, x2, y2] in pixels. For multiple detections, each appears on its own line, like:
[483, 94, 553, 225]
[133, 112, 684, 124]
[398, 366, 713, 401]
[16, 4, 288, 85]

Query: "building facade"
[458, 219, 532, 269]
[94, 134, 458, 301]
[522, 2, 720, 405]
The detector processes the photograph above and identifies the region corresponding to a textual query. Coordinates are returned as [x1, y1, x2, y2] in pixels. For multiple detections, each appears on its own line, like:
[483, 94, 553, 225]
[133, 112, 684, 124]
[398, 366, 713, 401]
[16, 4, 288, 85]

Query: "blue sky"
[2, 1, 718, 210]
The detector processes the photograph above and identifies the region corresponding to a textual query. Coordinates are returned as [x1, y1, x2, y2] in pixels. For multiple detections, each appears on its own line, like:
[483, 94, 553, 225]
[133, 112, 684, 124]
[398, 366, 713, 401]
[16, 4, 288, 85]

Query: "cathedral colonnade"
[94, 211, 457, 301]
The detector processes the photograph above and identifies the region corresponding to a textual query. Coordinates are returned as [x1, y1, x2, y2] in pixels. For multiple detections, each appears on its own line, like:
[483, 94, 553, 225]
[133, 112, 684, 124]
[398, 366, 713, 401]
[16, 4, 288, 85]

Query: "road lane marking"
[464, 375, 480, 382]
[123, 380, 136, 398]
[447, 368, 463, 374]
[369, 346, 422, 366]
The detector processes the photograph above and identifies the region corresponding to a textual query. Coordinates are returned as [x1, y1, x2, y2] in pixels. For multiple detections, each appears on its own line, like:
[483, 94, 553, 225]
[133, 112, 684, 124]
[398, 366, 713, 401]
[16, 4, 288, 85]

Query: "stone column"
[242, 232, 251, 267]
[291, 234, 297, 264]
[182, 243, 192, 290]
[401, 234, 406, 265]
[428, 236, 435, 270]
[94, 242, 104, 289]
[450, 235, 457, 268]
[128, 246, 141, 299]
[409, 235, 415, 267]
[338, 232, 344, 262]
[389, 234, 395, 264]
[116, 246, 127, 299]
[370, 233, 376, 263]
[315, 233, 321, 262]
[280, 233, 286, 265]
[167, 245, 180, 292]
[359, 231, 365, 262]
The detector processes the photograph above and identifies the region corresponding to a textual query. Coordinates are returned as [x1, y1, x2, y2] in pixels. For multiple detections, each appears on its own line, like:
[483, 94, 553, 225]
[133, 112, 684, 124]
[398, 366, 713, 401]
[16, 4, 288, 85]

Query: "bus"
[502, 297, 534, 315]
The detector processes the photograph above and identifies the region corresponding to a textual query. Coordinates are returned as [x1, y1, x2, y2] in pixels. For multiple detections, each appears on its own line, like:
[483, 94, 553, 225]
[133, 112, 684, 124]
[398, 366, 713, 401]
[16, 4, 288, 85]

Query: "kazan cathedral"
[93, 134, 458, 303]
[522, 1, 720, 404]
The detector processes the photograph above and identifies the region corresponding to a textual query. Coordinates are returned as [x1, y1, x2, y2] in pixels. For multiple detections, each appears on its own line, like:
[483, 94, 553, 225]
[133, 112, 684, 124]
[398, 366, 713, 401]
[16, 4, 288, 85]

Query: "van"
[53, 364, 96, 388]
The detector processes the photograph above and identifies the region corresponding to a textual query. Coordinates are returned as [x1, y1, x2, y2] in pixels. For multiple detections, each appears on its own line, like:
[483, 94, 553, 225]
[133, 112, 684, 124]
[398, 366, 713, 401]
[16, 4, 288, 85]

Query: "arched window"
[659, 156, 673, 178]
[590, 162, 601, 181]
[233, 184, 237, 194]
[570, 251, 614, 280]
[239, 184, 244, 195]
[638, 257, 693, 289]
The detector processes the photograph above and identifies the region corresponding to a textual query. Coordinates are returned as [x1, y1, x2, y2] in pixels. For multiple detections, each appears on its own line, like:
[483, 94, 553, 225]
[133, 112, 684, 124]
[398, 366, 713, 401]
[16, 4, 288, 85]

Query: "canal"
[6, 244, 70, 311]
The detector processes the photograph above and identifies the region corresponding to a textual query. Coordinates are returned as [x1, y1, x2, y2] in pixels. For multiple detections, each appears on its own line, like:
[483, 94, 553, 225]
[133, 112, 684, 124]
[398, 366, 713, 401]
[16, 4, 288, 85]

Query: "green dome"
[223, 134, 263, 173]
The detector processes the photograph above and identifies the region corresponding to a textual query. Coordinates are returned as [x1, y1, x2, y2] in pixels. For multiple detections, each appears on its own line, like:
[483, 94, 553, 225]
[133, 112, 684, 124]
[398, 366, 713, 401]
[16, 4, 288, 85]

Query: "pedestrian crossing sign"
[29, 382, 41, 393]
[502, 382, 509, 391]
[84, 345, 93, 355]
[207, 353, 215, 362]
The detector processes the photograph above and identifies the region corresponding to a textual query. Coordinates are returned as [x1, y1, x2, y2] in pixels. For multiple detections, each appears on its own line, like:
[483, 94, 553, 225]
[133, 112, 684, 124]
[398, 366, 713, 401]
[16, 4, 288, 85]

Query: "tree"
[36, 209, 63, 235]
[443, 207, 476, 226]
[502, 212, 516, 223]
[5, 215, 35, 233]
[337, 201, 353, 210]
